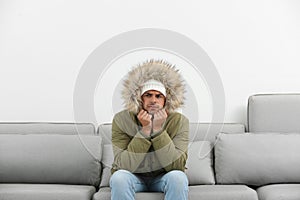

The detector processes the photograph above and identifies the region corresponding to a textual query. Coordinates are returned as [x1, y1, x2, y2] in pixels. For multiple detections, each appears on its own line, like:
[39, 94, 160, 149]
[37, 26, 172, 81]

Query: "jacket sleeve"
[111, 116, 152, 172]
[151, 114, 189, 172]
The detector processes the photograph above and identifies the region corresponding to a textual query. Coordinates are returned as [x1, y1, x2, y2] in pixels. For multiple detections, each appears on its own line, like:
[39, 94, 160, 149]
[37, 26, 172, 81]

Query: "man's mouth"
[147, 105, 159, 109]
[146, 105, 160, 114]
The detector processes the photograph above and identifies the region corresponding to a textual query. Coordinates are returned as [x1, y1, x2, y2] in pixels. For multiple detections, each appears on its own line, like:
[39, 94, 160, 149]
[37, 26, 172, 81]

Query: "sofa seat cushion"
[93, 187, 164, 200]
[0, 184, 96, 200]
[93, 185, 258, 200]
[188, 185, 258, 200]
[257, 184, 300, 200]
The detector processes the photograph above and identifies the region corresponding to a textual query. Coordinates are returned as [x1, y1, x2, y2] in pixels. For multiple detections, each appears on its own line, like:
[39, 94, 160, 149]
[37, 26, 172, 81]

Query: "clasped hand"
[137, 109, 168, 136]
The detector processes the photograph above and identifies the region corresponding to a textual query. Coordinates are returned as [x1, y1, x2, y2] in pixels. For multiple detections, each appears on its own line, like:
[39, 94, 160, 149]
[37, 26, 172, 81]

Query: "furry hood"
[122, 60, 185, 114]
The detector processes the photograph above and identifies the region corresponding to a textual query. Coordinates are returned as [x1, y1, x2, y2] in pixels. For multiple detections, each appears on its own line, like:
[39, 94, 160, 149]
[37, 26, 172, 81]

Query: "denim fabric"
[110, 170, 188, 200]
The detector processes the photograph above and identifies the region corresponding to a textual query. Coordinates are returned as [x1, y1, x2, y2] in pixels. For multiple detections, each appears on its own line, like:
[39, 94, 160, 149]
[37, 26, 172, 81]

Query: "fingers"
[154, 109, 168, 119]
[137, 109, 168, 133]
[152, 109, 168, 132]
[137, 109, 146, 118]
[137, 109, 152, 127]
[138, 110, 151, 120]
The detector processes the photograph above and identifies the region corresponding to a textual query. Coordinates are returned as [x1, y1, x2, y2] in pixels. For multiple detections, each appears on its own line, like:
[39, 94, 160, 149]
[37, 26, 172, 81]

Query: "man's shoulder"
[112, 110, 139, 135]
[167, 112, 189, 123]
[112, 110, 138, 126]
[113, 110, 135, 120]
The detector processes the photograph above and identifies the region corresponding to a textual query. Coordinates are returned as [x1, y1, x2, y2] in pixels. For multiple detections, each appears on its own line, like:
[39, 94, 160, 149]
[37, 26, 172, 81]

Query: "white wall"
[1, 0, 300, 125]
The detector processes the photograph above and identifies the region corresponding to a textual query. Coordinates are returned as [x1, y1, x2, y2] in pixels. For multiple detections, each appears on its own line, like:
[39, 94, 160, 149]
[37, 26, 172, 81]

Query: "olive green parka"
[111, 110, 189, 177]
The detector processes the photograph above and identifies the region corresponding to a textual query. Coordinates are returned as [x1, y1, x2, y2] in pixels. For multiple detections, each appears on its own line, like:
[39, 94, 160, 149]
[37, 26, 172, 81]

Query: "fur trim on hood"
[122, 60, 185, 114]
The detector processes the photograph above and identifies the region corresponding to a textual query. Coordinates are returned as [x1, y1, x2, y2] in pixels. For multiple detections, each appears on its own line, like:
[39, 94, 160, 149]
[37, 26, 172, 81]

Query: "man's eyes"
[144, 94, 163, 98]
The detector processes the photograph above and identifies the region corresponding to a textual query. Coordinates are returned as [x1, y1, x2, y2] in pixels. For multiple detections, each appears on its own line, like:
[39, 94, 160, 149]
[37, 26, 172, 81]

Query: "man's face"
[141, 90, 166, 114]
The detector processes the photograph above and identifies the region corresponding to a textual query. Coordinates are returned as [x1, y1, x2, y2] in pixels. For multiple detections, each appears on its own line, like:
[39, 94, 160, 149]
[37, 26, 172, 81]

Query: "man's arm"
[151, 113, 189, 172]
[111, 113, 152, 173]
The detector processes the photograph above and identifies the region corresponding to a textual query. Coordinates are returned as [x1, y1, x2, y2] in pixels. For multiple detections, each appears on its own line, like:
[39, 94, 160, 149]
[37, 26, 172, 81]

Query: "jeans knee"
[110, 170, 134, 189]
[165, 170, 188, 189]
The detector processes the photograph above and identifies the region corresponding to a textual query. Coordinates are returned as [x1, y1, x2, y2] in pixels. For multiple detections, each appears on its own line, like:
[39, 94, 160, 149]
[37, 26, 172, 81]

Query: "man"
[110, 60, 189, 200]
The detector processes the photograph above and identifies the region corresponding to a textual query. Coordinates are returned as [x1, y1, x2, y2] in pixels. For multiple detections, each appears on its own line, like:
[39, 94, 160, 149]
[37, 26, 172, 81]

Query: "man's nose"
[150, 96, 157, 102]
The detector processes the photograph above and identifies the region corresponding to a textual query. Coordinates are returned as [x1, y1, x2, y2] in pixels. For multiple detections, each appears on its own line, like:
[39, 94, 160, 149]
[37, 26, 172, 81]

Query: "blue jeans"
[110, 170, 188, 200]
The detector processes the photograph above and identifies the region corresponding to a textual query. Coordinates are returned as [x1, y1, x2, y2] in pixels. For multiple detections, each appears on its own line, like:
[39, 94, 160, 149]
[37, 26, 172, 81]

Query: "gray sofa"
[1, 93, 300, 200]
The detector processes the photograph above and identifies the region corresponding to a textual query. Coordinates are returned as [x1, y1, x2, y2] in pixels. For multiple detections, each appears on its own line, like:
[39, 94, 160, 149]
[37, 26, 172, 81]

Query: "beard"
[145, 104, 161, 114]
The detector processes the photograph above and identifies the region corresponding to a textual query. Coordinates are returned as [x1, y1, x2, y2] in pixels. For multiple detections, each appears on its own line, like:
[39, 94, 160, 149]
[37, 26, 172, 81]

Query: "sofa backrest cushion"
[248, 94, 300, 132]
[99, 144, 114, 187]
[0, 122, 96, 135]
[215, 133, 300, 186]
[0, 134, 102, 186]
[185, 141, 215, 185]
[189, 123, 245, 142]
